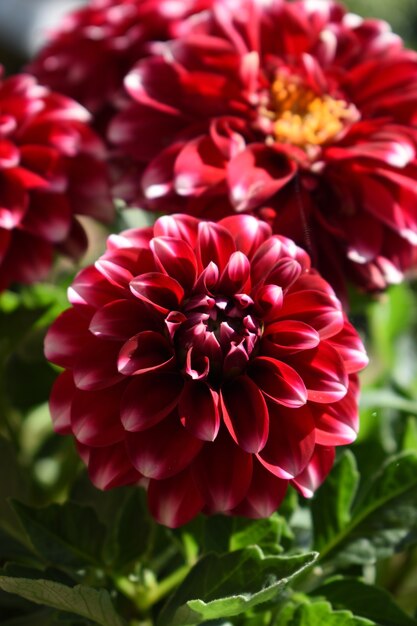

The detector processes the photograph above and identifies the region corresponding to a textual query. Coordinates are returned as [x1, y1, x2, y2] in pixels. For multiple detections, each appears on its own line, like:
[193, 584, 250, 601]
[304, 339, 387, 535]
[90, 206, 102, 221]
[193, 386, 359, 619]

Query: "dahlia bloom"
[0, 70, 112, 291]
[110, 0, 417, 294]
[45, 214, 367, 527]
[28, 0, 212, 121]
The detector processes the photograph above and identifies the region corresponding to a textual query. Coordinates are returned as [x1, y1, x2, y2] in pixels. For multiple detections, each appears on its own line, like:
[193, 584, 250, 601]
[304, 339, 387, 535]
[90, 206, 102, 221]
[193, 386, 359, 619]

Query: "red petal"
[289, 342, 348, 403]
[79, 441, 141, 490]
[258, 402, 316, 479]
[148, 468, 204, 528]
[312, 375, 360, 445]
[277, 289, 344, 339]
[328, 321, 369, 373]
[263, 320, 320, 355]
[197, 221, 236, 274]
[121, 372, 183, 432]
[219, 214, 272, 258]
[249, 356, 307, 408]
[89, 299, 160, 340]
[44, 308, 92, 368]
[126, 415, 203, 479]
[154, 214, 200, 246]
[231, 460, 288, 518]
[72, 340, 124, 391]
[179, 380, 220, 441]
[150, 236, 197, 291]
[218, 251, 250, 294]
[71, 384, 125, 446]
[193, 430, 253, 513]
[130, 272, 184, 313]
[49, 371, 74, 434]
[221, 376, 269, 453]
[291, 445, 335, 498]
[118, 331, 174, 375]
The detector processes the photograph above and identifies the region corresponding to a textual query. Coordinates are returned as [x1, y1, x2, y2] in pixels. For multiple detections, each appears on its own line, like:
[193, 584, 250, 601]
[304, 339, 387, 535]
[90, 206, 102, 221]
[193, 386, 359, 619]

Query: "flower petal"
[179, 380, 220, 441]
[221, 375, 269, 453]
[118, 331, 174, 375]
[291, 445, 335, 498]
[249, 356, 308, 408]
[148, 468, 204, 528]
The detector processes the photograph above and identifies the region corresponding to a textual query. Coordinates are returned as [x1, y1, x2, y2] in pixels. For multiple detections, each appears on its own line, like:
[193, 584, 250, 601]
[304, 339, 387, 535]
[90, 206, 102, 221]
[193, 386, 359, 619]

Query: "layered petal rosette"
[28, 0, 212, 122]
[110, 0, 417, 294]
[45, 214, 367, 527]
[0, 70, 112, 291]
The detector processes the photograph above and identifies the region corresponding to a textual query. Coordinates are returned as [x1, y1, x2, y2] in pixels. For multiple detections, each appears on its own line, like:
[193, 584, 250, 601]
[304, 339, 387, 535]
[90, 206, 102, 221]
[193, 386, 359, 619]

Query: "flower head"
[0, 70, 112, 291]
[28, 0, 212, 121]
[110, 0, 417, 294]
[45, 214, 367, 527]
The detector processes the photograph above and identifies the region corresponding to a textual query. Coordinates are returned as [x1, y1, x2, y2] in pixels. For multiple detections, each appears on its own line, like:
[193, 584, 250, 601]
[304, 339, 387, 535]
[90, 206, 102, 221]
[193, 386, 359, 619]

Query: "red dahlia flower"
[110, 0, 417, 294]
[28, 0, 212, 121]
[0, 70, 112, 291]
[45, 214, 367, 527]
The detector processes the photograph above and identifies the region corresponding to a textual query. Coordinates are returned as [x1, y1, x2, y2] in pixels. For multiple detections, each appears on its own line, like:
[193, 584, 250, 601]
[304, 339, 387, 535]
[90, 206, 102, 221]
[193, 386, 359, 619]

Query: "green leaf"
[315, 577, 417, 626]
[312, 451, 359, 552]
[157, 546, 317, 626]
[0, 439, 29, 543]
[12, 501, 107, 569]
[360, 389, 417, 415]
[0, 577, 126, 626]
[316, 451, 417, 565]
[229, 515, 284, 553]
[285, 600, 374, 625]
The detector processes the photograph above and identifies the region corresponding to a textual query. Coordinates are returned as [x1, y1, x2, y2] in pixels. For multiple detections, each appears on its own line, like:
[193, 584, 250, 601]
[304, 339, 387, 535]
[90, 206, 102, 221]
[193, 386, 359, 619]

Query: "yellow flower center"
[270, 75, 358, 148]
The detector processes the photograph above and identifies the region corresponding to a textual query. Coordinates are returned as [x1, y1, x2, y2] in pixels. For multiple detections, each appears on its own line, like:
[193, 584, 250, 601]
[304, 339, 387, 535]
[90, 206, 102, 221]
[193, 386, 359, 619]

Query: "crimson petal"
[150, 236, 198, 292]
[78, 441, 141, 490]
[291, 445, 335, 498]
[118, 331, 174, 376]
[148, 468, 204, 528]
[126, 415, 203, 479]
[221, 376, 269, 453]
[130, 271, 184, 313]
[249, 356, 307, 408]
[71, 384, 125, 447]
[231, 460, 288, 519]
[49, 370, 74, 434]
[179, 380, 220, 441]
[121, 372, 183, 432]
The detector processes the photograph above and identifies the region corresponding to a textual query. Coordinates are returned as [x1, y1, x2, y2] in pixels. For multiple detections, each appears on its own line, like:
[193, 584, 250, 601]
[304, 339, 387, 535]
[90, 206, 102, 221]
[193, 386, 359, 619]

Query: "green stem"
[136, 564, 191, 612]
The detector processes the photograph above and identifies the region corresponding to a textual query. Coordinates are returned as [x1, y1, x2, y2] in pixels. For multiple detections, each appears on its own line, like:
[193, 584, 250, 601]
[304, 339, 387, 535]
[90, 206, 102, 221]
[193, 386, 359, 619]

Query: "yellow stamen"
[270, 75, 357, 148]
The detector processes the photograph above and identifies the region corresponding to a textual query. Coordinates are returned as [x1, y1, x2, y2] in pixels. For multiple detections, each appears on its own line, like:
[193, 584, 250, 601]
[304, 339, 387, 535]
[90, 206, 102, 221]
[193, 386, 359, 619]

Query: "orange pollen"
[270, 76, 358, 147]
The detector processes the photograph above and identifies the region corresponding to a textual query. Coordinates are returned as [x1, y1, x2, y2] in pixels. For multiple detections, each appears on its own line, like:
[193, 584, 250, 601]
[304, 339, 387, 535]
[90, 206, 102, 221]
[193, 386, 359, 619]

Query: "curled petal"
[249, 356, 308, 408]
[255, 283, 283, 321]
[221, 375, 269, 454]
[312, 374, 359, 445]
[130, 271, 184, 313]
[89, 299, 159, 340]
[289, 342, 349, 403]
[121, 371, 183, 432]
[154, 214, 200, 246]
[219, 214, 272, 258]
[197, 221, 236, 274]
[218, 251, 251, 294]
[263, 320, 320, 355]
[118, 331, 174, 375]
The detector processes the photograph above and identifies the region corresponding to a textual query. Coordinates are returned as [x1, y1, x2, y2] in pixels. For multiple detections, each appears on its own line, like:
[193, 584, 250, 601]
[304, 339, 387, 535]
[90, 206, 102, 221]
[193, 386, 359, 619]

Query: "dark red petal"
[89, 299, 159, 340]
[44, 308, 92, 368]
[71, 384, 125, 446]
[289, 343, 349, 403]
[193, 430, 253, 513]
[312, 375, 359, 445]
[121, 372, 183, 432]
[328, 321, 369, 373]
[291, 445, 336, 498]
[179, 380, 220, 441]
[277, 290, 344, 339]
[218, 251, 251, 294]
[219, 214, 272, 258]
[49, 371, 74, 434]
[72, 340, 124, 391]
[254, 283, 283, 321]
[231, 460, 288, 518]
[263, 320, 320, 355]
[249, 356, 307, 408]
[118, 331, 174, 375]
[258, 402, 316, 479]
[126, 415, 203, 479]
[221, 376, 269, 453]
[148, 468, 204, 528]
[130, 272, 184, 313]
[78, 441, 141, 490]
[150, 236, 197, 291]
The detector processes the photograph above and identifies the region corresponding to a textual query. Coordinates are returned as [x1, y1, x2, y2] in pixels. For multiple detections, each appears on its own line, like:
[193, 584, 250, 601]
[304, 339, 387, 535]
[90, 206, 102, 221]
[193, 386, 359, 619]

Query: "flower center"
[176, 293, 262, 385]
[269, 74, 358, 148]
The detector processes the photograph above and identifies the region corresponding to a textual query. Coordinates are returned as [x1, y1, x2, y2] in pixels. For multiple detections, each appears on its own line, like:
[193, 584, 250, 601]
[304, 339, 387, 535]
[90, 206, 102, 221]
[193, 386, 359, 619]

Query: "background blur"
[1, 0, 417, 73]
